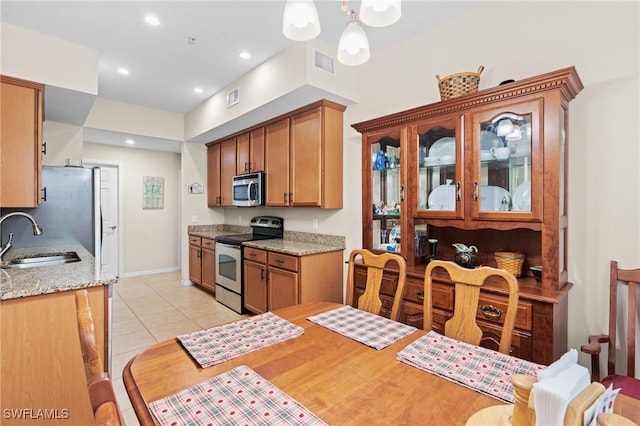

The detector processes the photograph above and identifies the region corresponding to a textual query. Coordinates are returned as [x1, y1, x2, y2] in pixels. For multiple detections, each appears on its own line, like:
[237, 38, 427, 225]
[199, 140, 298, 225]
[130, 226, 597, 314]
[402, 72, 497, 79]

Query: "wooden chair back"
[346, 249, 407, 321]
[581, 261, 640, 394]
[75, 289, 123, 426]
[424, 260, 519, 354]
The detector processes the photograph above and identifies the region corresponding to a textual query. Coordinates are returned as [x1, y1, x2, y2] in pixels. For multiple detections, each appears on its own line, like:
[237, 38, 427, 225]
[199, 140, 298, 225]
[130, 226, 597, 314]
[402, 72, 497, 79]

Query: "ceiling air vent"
[227, 88, 239, 108]
[314, 50, 335, 75]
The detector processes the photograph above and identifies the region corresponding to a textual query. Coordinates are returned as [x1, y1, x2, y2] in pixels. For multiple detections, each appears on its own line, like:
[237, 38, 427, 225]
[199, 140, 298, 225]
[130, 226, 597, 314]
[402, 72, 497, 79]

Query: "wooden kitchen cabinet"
[208, 99, 345, 209]
[189, 236, 215, 292]
[264, 118, 290, 206]
[352, 67, 583, 364]
[0, 75, 44, 207]
[207, 143, 221, 207]
[243, 246, 343, 314]
[237, 128, 265, 173]
[1, 285, 108, 425]
[207, 138, 236, 207]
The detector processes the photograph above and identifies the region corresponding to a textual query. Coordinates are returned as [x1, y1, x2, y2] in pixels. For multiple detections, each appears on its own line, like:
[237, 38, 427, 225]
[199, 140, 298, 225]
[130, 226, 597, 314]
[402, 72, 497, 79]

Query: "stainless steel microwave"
[232, 172, 265, 207]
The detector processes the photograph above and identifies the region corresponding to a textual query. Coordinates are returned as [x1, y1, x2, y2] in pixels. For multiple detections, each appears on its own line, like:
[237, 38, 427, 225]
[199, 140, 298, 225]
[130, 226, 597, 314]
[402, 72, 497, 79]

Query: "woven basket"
[494, 251, 525, 277]
[436, 66, 484, 100]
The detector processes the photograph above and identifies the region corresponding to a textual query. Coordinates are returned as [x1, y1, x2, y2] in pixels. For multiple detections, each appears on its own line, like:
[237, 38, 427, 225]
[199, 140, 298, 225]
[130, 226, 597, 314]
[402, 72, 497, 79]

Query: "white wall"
[83, 142, 181, 275]
[0, 22, 98, 94]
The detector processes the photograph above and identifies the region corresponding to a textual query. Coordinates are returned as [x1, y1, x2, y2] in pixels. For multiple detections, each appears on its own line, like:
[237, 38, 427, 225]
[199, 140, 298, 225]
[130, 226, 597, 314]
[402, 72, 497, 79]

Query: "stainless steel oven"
[214, 216, 284, 313]
[214, 242, 242, 312]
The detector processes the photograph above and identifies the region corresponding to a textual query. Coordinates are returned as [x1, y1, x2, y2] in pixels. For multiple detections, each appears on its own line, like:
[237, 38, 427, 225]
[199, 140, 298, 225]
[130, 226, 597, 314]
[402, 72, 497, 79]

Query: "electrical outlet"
[312, 219, 319, 229]
[191, 215, 197, 223]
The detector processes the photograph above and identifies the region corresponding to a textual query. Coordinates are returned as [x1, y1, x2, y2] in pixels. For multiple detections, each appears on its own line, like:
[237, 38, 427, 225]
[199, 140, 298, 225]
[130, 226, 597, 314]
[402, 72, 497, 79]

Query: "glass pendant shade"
[359, 0, 401, 27]
[337, 19, 370, 66]
[282, 0, 321, 41]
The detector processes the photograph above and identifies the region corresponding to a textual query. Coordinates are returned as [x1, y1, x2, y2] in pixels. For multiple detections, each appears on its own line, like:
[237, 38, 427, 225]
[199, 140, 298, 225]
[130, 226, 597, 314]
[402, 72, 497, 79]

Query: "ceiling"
[1, 1, 480, 150]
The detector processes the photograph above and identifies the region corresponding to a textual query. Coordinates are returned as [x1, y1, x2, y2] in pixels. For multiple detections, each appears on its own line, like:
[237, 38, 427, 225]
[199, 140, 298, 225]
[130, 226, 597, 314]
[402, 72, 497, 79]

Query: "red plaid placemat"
[148, 365, 327, 426]
[306, 305, 417, 350]
[397, 331, 544, 403]
[178, 312, 304, 368]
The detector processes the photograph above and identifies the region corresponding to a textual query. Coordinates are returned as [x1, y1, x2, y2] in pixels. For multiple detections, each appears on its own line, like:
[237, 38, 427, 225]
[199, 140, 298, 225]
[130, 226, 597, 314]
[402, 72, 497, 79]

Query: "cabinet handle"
[416, 290, 424, 301]
[245, 161, 249, 171]
[42, 142, 47, 156]
[217, 196, 222, 205]
[400, 185, 405, 202]
[473, 181, 479, 201]
[248, 253, 256, 257]
[283, 192, 287, 203]
[289, 192, 293, 204]
[479, 304, 503, 320]
[275, 259, 285, 264]
[456, 182, 461, 201]
[41, 187, 47, 202]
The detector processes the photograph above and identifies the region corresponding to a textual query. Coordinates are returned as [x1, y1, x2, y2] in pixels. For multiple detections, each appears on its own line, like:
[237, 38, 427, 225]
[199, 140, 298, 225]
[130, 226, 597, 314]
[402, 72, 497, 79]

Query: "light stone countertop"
[0, 245, 117, 301]
[187, 224, 346, 256]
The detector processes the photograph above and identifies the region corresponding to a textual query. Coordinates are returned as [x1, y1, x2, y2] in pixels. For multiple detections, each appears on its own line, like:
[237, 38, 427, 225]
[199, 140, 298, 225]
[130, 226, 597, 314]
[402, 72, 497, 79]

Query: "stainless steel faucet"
[0, 212, 43, 260]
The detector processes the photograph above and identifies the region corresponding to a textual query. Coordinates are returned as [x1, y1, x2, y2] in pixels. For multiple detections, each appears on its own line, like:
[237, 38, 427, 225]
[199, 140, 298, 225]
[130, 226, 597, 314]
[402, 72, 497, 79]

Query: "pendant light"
[282, 0, 321, 42]
[337, 11, 370, 66]
[359, 0, 401, 27]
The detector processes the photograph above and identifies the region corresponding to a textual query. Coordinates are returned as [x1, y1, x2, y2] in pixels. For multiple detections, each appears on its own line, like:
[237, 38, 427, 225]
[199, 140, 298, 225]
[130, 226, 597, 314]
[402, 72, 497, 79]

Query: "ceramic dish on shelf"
[512, 181, 531, 211]
[480, 185, 511, 211]
[428, 184, 456, 210]
[424, 156, 439, 167]
[389, 225, 401, 243]
[508, 139, 531, 157]
[481, 131, 502, 150]
[429, 137, 455, 158]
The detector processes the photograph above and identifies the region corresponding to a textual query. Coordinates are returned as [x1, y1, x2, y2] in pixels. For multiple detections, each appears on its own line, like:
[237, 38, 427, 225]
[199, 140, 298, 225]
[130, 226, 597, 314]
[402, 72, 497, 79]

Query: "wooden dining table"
[123, 302, 640, 425]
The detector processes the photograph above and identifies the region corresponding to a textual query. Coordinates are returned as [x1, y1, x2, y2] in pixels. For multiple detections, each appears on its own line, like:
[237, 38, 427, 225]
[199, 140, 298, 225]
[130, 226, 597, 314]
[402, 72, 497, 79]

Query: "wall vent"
[227, 88, 239, 108]
[314, 50, 335, 75]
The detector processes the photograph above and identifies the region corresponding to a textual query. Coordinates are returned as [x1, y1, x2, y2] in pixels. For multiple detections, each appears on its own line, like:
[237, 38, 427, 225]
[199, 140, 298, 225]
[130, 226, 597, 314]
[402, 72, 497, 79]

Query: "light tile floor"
[110, 271, 248, 425]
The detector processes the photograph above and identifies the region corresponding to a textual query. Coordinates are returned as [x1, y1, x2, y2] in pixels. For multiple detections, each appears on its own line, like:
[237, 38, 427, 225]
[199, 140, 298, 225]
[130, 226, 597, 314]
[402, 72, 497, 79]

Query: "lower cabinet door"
[268, 267, 298, 311]
[244, 260, 267, 314]
[201, 248, 216, 292]
[189, 245, 202, 285]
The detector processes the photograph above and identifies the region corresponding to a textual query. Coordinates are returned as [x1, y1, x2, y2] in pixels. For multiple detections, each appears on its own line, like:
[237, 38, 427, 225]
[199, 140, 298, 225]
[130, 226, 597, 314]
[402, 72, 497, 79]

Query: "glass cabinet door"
[471, 99, 543, 220]
[370, 134, 402, 252]
[416, 117, 461, 217]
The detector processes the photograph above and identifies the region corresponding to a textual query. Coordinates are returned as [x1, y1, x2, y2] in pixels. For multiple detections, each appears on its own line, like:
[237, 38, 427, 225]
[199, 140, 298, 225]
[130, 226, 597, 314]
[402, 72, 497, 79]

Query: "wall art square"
[143, 176, 164, 209]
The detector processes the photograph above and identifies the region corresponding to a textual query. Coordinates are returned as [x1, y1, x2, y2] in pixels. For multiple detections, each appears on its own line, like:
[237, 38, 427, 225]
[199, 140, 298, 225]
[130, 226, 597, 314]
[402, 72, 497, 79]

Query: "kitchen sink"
[1, 251, 81, 269]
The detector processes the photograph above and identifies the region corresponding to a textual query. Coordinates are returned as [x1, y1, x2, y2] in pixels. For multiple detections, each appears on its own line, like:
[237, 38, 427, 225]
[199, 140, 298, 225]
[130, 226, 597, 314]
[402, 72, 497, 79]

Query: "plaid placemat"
[178, 312, 304, 368]
[148, 365, 327, 426]
[306, 305, 417, 350]
[397, 331, 544, 403]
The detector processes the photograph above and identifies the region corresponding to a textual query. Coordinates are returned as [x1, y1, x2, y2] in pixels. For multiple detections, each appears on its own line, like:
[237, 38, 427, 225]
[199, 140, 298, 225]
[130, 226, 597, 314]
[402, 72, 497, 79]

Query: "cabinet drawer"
[201, 238, 215, 250]
[477, 293, 532, 332]
[245, 247, 267, 264]
[404, 280, 454, 311]
[478, 320, 533, 360]
[268, 252, 298, 271]
[189, 236, 201, 246]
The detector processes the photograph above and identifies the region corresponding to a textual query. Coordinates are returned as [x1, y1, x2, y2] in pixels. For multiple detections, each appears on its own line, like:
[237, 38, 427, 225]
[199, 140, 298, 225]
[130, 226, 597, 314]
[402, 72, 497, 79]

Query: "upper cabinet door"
[0, 76, 43, 208]
[290, 107, 322, 207]
[236, 132, 250, 174]
[469, 98, 543, 222]
[415, 114, 463, 219]
[249, 128, 265, 172]
[265, 118, 291, 207]
[207, 143, 221, 207]
[220, 137, 237, 207]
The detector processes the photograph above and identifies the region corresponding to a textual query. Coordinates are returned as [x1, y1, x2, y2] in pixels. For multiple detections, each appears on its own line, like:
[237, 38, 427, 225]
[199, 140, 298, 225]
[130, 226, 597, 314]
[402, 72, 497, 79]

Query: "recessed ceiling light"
[145, 15, 160, 26]
[117, 67, 130, 75]
[239, 51, 251, 60]
[126, 139, 135, 145]
[194, 87, 204, 94]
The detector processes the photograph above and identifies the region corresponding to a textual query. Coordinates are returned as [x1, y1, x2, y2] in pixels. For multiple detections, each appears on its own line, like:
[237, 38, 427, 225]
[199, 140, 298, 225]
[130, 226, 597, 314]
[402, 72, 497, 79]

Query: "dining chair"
[346, 248, 407, 321]
[424, 260, 519, 355]
[580, 261, 640, 399]
[75, 289, 123, 426]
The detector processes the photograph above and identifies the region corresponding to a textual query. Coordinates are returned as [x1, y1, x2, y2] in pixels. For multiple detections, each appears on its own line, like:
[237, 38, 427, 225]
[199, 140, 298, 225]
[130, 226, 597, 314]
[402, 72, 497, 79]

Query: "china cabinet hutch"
[352, 67, 583, 364]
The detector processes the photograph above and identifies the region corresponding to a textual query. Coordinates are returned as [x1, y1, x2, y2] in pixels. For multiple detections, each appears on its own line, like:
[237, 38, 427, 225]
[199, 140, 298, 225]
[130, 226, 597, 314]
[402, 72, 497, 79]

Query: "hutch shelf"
[352, 67, 583, 364]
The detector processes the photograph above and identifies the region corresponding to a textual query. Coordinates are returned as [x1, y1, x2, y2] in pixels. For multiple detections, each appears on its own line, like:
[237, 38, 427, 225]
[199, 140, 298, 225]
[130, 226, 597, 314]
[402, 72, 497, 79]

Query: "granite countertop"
[0, 245, 117, 301]
[243, 238, 344, 256]
[188, 224, 346, 256]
